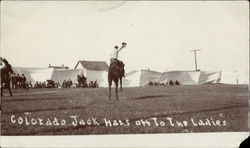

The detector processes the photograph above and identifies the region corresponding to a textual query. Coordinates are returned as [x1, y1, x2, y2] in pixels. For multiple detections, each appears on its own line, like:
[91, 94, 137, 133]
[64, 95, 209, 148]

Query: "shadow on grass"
[133, 95, 175, 100]
[2, 97, 68, 102]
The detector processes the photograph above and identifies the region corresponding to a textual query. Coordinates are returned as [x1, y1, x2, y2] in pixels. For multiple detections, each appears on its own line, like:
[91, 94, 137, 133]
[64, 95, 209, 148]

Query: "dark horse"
[1, 58, 13, 97]
[108, 60, 125, 100]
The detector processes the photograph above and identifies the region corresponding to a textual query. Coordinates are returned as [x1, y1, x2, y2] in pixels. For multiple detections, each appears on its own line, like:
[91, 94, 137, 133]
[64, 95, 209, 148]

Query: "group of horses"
[0, 57, 125, 100]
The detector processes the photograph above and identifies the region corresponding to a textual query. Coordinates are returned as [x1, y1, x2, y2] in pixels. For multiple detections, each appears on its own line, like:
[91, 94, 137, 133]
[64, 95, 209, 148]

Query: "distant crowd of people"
[32, 79, 98, 89]
[10, 73, 99, 89]
[168, 80, 181, 86]
[88, 81, 98, 88]
[34, 81, 60, 88]
[10, 73, 182, 89]
[62, 79, 73, 88]
[148, 80, 181, 86]
[148, 81, 166, 86]
[77, 74, 98, 88]
[11, 73, 30, 90]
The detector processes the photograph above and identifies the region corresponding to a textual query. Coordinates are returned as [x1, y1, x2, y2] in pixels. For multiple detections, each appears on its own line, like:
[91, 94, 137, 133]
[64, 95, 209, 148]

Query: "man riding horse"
[108, 42, 127, 100]
[110, 42, 126, 77]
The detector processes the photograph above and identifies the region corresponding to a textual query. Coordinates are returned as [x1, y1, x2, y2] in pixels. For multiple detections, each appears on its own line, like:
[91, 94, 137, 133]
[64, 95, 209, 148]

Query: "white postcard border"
[1, 132, 249, 148]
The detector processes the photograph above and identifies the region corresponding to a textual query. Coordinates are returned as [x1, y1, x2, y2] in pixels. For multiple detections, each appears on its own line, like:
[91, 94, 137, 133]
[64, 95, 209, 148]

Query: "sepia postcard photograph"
[0, 0, 249, 147]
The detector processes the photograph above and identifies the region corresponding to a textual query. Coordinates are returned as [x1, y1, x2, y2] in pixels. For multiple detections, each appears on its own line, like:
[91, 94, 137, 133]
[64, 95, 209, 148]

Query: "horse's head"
[1, 58, 13, 74]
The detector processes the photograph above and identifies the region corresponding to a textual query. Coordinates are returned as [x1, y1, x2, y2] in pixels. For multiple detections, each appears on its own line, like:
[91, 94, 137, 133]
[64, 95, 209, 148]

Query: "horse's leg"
[115, 80, 118, 100]
[120, 77, 122, 91]
[8, 82, 12, 96]
[109, 84, 111, 100]
[108, 77, 112, 100]
[1, 83, 3, 97]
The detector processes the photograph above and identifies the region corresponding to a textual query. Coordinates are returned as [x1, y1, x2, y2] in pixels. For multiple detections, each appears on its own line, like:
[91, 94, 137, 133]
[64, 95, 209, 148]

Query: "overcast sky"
[1, 1, 249, 73]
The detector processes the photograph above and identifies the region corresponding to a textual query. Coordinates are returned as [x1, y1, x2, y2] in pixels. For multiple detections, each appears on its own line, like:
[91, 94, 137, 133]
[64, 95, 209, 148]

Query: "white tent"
[13, 65, 245, 87]
[13, 67, 82, 85]
[123, 70, 165, 87]
[85, 69, 108, 87]
[123, 70, 142, 87]
[139, 70, 165, 86]
[198, 71, 221, 84]
[163, 70, 221, 85]
[121, 70, 221, 87]
[13, 67, 54, 85]
[51, 69, 82, 85]
[163, 71, 200, 85]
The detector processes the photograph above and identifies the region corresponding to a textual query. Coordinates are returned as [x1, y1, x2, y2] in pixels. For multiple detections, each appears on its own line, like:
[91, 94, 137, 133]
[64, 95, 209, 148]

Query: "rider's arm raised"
[117, 43, 126, 53]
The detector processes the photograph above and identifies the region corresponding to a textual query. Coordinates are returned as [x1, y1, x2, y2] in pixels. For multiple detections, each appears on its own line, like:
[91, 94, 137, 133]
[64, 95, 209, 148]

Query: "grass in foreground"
[1, 84, 249, 135]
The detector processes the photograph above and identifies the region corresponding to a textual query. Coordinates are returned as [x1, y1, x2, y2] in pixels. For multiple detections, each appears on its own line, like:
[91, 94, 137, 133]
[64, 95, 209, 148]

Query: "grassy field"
[1, 84, 249, 135]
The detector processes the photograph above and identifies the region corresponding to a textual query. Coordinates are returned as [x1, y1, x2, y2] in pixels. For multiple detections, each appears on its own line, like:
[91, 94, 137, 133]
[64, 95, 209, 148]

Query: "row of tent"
[123, 70, 223, 86]
[13, 67, 108, 87]
[12, 67, 248, 87]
